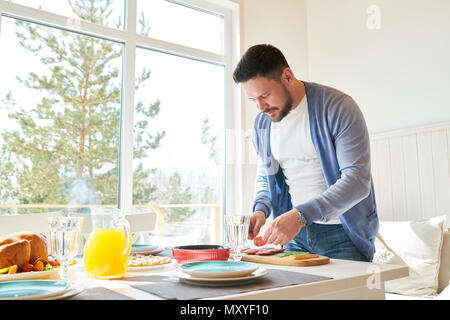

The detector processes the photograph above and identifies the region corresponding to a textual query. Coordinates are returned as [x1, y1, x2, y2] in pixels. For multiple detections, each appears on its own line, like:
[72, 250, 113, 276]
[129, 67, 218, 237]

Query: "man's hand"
[248, 211, 266, 240]
[262, 208, 304, 245]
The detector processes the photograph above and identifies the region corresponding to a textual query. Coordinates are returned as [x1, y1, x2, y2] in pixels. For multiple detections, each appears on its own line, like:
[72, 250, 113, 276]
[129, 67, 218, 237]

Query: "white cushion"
[434, 281, 450, 300]
[373, 216, 446, 298]
[438, 231, 450, 293]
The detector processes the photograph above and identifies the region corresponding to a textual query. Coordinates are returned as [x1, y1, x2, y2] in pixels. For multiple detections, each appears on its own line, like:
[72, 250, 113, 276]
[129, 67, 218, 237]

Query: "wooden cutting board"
[242, 253, 330, 266]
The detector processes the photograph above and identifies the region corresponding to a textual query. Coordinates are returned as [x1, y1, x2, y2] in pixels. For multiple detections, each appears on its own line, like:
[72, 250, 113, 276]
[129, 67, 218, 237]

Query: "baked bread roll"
[0, 232, 48, 267]
[0, 239, 31, 269]
[6, 232, 48, 264]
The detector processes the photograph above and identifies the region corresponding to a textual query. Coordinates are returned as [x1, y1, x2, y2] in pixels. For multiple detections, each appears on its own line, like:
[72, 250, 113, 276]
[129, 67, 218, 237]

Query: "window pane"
[137, 0, 224, 54]
[0, 17, 123, 214]
[8, 0, 125, 30]
[133, 48, 224, 246]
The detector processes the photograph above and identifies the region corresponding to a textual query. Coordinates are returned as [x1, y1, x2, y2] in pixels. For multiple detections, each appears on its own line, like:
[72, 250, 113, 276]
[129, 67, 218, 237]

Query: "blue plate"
[180, 261, 259, 278]
[0, 280, 71, 300]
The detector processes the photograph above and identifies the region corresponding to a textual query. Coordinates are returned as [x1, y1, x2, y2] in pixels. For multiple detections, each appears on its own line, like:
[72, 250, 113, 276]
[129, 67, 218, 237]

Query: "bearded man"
[233, 44, 379, 262]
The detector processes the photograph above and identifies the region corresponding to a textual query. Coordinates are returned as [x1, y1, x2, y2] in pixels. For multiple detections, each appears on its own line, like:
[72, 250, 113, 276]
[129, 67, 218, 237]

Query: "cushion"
[373, 216, 446, 298]
[438, 230, 450, 293]
[434, 281, 450, 300]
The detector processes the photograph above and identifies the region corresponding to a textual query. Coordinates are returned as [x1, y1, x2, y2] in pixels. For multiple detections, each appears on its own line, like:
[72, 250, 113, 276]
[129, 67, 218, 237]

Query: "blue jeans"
[283, 223, 368, 262]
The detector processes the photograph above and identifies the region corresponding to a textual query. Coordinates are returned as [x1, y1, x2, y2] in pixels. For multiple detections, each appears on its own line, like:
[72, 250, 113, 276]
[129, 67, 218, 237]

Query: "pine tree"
[0, 0, 164, 213]
[156, 171, 195, 223]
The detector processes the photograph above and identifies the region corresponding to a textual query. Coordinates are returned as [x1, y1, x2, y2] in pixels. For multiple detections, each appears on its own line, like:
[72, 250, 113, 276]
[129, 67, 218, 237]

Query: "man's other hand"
[248, 211, 266, 240]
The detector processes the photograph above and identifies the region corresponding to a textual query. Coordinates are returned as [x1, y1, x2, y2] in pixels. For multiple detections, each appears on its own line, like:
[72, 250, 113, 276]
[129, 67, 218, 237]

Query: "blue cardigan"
[251, 81, 379, 261]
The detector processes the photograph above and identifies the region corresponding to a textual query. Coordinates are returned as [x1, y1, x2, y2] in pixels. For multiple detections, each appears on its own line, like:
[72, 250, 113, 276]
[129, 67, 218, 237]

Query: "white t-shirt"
[270, 95, 341, 224]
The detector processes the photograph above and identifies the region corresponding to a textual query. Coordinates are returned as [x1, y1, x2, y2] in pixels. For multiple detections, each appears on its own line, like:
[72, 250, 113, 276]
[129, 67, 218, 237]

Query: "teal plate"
[0, 280, 71, 300]
[180, 261, 259, 278]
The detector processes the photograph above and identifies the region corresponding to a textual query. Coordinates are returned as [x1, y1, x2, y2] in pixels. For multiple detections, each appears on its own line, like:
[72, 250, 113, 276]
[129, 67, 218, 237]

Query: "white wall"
[306, 0, 450, 134]
[234, 0, 450, 215]
[233, 0, 309, 129]
[232, 0, 309, 214]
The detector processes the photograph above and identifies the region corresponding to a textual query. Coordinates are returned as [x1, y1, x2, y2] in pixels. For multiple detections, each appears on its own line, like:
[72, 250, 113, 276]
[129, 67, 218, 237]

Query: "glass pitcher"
[83, 207, 131, 279]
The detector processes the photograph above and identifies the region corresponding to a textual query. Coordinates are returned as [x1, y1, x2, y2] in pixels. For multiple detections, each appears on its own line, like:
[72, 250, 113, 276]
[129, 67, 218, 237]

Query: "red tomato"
[47, 260, 58, 267]
[254, 236, 266, 247]
[22, 264, 35, 272]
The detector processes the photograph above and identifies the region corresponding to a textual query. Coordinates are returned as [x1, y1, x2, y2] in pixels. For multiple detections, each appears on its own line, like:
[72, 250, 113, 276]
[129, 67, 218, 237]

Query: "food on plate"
[8, 265, 18, 274]
[0, 239, 31, 269]
[0, 231, 60, 274]
[0, 232, 48, 269]
[21, 264, 35, 273]
[34, 260, 44, 271]
[253, 236, 267, 247]
[128, 254, 171, 268]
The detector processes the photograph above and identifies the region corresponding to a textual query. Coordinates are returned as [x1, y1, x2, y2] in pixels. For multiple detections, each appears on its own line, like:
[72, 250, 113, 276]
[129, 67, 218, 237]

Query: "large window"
[0, 0, 238, 245]
[136, 0, 224, 54]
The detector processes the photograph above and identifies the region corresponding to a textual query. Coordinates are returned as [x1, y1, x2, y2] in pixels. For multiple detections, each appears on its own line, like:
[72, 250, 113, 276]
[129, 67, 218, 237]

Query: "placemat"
[68, 286, 135, 300]
[121, 269, 332, 300]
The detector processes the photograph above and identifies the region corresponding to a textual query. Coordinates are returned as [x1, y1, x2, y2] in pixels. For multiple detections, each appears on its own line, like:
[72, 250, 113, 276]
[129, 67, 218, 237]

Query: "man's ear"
[281, 67, 295, 85]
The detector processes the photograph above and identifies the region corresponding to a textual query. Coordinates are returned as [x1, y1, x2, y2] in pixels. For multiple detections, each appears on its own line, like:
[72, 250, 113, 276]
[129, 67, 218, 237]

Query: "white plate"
[127, 259, 177, 272]
[130, 247, 164, 255]
[179, 261, 259, 278]
[0, 268, 60, 282]
[130, 244, 161, 255]
[176, 267, 268, 286]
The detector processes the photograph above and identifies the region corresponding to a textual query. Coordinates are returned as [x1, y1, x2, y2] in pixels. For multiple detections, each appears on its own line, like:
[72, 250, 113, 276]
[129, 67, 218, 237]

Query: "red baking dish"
[172, 245, 230, 264]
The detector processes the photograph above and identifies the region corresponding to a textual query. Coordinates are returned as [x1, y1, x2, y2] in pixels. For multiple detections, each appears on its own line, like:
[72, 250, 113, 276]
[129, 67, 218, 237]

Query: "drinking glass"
[225, 215, 251, 261]
[48, 216, 83, 282]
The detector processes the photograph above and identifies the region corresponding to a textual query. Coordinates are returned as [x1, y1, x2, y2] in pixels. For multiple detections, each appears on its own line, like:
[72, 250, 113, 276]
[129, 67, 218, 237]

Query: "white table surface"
[66, 257, 409, 300]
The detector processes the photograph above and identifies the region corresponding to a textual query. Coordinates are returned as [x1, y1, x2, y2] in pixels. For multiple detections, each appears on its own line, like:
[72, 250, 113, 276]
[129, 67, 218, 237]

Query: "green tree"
[0, 0, 164, 213]
[200, 114, 220, 204]
[201, 114, 220, 166]
[156, 171, 195, 223]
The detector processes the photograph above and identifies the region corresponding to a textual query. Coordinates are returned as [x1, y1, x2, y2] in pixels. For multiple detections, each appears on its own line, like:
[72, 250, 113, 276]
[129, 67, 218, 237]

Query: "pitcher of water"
[83, 207, 131, 279]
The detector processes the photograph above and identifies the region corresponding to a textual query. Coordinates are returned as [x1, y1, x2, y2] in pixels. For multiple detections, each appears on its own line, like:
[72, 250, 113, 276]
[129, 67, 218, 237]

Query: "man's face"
[242, 75, 293, 122]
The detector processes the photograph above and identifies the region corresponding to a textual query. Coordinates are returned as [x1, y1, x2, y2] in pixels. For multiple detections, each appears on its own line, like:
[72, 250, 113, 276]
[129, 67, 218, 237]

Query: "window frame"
[0, 0, 242, 236]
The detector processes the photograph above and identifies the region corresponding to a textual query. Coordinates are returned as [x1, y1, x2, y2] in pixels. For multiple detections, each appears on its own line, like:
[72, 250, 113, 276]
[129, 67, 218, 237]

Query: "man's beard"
[271, 84, 293, 122]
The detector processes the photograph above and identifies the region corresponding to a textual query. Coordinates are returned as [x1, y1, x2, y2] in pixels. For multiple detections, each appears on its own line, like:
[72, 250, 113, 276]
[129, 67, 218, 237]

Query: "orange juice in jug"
[83, 208, 131, 279]
[84, 228, 131, 279]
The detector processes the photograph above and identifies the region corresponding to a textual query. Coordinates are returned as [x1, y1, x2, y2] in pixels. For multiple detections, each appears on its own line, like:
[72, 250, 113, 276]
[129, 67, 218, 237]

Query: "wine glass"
[48, 216, 83, 282]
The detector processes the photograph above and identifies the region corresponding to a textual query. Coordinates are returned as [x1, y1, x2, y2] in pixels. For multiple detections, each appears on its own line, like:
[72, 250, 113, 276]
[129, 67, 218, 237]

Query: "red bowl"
[172, 245, 230, 264]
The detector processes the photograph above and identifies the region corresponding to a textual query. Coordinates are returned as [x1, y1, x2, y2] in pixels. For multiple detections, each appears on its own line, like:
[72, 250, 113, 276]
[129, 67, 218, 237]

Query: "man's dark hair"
[233, 44, 290, 84]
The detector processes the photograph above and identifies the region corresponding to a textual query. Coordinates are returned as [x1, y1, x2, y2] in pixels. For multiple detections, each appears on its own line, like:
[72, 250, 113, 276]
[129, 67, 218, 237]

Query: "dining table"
[60, 248, 408, 301]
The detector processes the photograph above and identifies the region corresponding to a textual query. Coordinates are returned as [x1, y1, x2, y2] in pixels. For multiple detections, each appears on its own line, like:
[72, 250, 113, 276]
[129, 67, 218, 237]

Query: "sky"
[0, 0, 225, 202]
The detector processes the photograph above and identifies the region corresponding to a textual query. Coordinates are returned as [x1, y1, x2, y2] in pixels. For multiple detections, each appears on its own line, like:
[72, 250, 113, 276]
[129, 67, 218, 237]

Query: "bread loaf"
[0, 232, 48, 268]
[0, 239, 31, 269]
